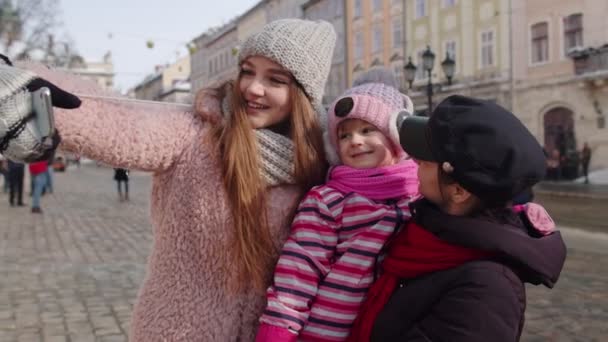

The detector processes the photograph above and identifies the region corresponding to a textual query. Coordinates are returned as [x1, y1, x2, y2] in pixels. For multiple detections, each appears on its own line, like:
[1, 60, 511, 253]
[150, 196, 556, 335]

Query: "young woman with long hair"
[0, 19, 336, 341]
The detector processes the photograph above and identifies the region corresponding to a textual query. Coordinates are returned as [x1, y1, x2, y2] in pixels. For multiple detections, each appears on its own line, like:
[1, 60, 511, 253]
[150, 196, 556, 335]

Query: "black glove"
[26, 78, 81, 109]
[0, 54, 81, 162]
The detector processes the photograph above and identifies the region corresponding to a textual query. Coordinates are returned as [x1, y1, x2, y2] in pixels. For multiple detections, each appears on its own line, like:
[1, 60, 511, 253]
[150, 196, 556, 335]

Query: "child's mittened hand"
[255, 324, 298, 342]
[514, 203, 556, 236]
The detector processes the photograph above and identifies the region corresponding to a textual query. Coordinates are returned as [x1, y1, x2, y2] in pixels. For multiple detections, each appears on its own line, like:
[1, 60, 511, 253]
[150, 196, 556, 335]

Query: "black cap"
[398, 95, 546, 203]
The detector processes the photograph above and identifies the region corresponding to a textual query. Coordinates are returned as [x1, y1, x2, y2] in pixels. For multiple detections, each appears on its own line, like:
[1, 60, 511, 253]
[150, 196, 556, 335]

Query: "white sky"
[60, 0, 259, 92]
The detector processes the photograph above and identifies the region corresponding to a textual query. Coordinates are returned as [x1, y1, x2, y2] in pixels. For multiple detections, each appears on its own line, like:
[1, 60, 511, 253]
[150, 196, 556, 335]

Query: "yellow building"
[345, 0, 406, 88]
[402, 0, 512, 113]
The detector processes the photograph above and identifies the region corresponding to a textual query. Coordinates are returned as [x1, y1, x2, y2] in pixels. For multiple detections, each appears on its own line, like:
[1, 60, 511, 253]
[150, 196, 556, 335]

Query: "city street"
[1, 165, 607, 341]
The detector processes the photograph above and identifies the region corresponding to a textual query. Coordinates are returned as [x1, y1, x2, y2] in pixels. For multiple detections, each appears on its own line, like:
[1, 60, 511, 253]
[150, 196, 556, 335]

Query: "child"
[349, 95, 567, 341]
[256, 82, 419, 341]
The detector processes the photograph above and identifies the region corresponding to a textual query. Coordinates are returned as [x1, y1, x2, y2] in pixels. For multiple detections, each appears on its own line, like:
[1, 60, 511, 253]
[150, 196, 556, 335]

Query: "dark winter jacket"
[7, 160, 25, 180]
[371, 199, 567, 342]
[113, 168, 129, 181]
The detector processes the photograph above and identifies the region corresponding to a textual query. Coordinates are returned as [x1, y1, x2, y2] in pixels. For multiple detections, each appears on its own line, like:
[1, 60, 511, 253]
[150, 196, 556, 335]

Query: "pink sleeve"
[16, 61, 203, 172]
[256, 324, 298, 342]
[54, 97, 201, 172]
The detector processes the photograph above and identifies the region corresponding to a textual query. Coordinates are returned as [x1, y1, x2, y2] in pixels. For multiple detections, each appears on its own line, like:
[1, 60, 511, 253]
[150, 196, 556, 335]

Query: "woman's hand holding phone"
[0, 54, 80, 162]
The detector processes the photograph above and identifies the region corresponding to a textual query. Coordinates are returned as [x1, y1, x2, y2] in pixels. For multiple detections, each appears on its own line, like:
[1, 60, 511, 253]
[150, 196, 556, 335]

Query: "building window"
[354, 0, 362, 18]
[531, 22, 549, 63]
[445, 40, 456, 59]
[415, 0, 426, 19]
[393, 63, 404, 90]
[392, 17, 402, 49]
[372, 0, 382, 12]
[443, 0, 456, 7]
[372, 23, 383, 53]
[334, 22, 345, 61]
[416, 49, 426, 79]
[481, 30, 494, 67]
[355, 31, 363, 60]
[563, 13, 583, 55]
[335, 1, 344, 17]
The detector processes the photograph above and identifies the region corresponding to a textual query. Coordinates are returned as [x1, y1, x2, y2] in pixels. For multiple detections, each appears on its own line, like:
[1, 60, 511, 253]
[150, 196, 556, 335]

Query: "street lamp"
[403, 46, 457, 115]
[403, 57, 417, 89]
[441, 52, 456, 85]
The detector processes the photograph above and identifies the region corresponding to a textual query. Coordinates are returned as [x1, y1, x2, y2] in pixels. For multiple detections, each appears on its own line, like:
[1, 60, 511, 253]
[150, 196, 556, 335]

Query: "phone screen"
[31, 87, 54, 139]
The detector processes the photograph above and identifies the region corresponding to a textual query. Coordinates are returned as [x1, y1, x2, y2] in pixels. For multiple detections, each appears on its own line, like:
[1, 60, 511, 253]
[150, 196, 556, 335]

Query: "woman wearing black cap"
[348, 95, 567, 342]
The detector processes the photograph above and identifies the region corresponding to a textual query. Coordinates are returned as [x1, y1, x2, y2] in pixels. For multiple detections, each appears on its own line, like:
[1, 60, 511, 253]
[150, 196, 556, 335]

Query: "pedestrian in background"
[0, 155, 8, 193]
[546, 148, 561, 180]
[29, 153, 54, 196]
[0, 18, 336, 341]
[44, 152, 54, 194]
[581, 142, 592, 184]
[114, 168, 129, 201]
[7, 160, 25, 207]
[29, 160, 48, 213]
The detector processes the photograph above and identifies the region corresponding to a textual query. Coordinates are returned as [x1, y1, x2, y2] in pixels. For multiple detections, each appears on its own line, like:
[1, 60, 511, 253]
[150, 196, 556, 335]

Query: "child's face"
[337, 119, 397, 169]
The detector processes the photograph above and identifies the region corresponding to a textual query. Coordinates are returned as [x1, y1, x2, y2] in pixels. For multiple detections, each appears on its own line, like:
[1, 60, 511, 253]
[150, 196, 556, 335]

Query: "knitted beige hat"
[238, 19, 336, 111]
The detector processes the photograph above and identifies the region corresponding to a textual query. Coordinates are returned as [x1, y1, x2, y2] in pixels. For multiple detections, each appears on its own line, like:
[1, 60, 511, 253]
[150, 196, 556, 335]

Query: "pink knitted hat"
[325, 82, 415, 165]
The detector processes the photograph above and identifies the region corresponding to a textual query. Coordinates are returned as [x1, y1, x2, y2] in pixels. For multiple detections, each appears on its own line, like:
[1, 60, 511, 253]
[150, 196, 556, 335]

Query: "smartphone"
[31, 87, 55, 141]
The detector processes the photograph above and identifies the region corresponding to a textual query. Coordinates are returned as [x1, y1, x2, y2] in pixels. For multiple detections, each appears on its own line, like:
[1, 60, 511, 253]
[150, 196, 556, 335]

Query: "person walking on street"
[44, 152, 54, 194]
[581, 142, 592, 184]
[29, 160, 48, 213]
[7, 160, 25, 206]
[0, 18, 336, 341]
[114, 168, 129, 201]
[0, 155, 8, 193]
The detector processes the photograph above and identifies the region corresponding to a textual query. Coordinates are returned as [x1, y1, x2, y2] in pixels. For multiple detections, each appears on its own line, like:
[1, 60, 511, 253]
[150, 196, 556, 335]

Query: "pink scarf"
[326, 160, 419, 200]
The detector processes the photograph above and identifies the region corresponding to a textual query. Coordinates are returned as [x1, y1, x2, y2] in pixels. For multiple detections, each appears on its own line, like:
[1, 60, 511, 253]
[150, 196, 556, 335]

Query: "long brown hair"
[211, 78, 327, 292]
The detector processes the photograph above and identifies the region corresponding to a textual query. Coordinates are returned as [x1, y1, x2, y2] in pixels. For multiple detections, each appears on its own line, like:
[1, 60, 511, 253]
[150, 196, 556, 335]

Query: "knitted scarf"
[255, 129, 295, 186]
[325, 159, 419, 200]
[347, 221, 492, 342]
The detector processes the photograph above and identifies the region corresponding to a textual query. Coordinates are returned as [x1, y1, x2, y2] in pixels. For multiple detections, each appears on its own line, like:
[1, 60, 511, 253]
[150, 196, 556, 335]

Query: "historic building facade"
[344, 0, 406, 88]
[400, 0, 512, 113]
[303, 0, 347, 106]
[510, 0, 608, 173]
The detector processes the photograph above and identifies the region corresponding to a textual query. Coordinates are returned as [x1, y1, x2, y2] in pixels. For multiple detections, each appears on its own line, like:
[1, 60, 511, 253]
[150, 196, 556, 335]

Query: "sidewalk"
[535, 181, 608, 200]
[534, 181, 608, 233]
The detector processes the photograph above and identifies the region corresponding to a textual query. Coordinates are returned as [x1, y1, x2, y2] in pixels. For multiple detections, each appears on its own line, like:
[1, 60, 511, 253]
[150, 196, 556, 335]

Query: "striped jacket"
[259, 185, 414, 341]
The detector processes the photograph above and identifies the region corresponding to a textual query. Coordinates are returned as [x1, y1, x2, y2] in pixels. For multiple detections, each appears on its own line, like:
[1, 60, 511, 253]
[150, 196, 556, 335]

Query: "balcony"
[569, 44, 608, 76]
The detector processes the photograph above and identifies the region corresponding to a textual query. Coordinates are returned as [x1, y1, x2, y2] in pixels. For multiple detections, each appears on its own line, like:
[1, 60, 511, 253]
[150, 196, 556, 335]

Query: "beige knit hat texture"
[238, 18, 336, 111]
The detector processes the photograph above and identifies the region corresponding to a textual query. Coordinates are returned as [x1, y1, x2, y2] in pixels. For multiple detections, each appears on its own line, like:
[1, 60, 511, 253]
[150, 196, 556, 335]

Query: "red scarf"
[347, 221, 492, 342]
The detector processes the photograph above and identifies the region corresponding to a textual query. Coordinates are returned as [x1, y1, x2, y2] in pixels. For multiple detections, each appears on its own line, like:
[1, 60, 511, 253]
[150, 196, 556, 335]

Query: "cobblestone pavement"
[1, 165, 607, 341]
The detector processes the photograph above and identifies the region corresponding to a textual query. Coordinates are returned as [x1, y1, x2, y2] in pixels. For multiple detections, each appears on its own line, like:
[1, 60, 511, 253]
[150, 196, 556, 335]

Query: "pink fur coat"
[21, 63, 301, 341]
